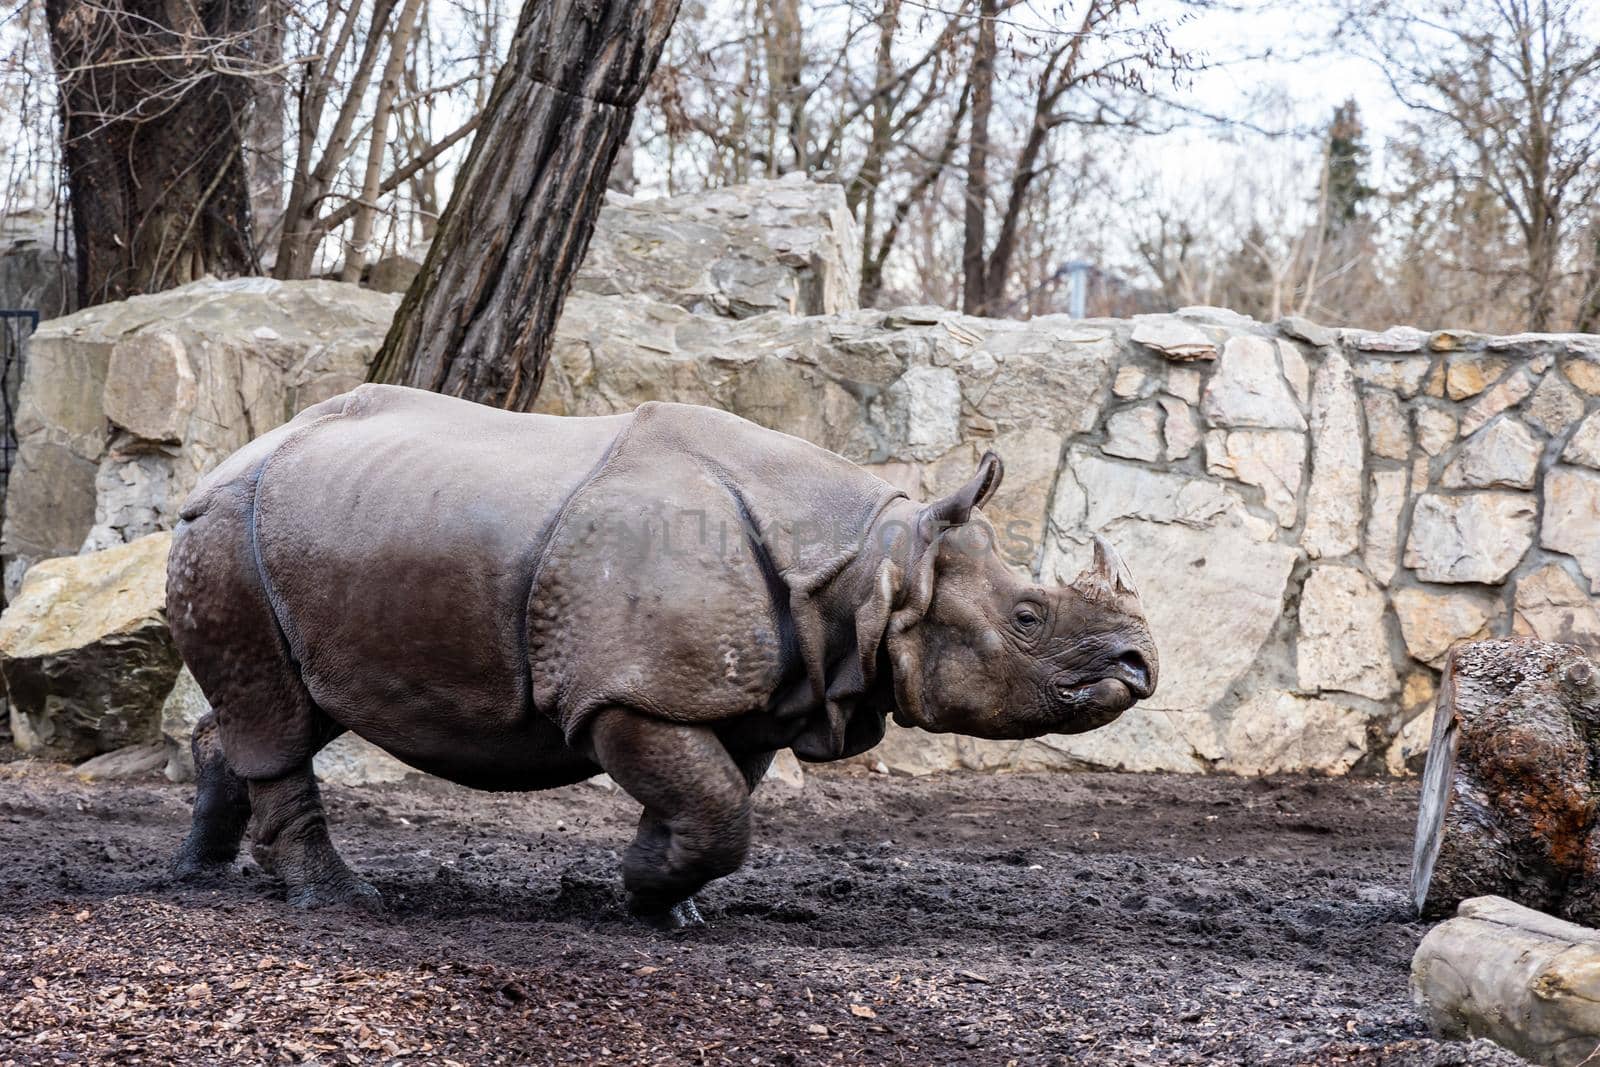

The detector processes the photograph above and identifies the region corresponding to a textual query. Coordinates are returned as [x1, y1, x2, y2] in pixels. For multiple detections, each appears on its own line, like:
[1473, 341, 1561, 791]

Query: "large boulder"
[1, 278, 398, 597]
[0, 533, 177, 759]
[0, 210, 74, 317]
[573, 176, 860, 318]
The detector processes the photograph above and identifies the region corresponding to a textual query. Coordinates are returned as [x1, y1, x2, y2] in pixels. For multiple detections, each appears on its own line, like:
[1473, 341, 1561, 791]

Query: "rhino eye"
[1013, 605, 1043, 632]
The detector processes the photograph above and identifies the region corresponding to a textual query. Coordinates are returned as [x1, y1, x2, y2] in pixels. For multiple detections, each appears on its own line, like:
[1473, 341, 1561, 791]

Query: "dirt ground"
[0, 753, 1526, 1066]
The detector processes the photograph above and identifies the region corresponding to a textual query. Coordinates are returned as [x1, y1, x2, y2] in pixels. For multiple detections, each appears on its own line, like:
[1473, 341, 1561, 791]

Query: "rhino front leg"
[588, 708, 752, 927]
[247, 766, 382, 911]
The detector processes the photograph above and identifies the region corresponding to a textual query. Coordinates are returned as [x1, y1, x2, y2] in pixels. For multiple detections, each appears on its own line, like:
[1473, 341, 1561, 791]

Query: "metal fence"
[0, 308, 40, 533]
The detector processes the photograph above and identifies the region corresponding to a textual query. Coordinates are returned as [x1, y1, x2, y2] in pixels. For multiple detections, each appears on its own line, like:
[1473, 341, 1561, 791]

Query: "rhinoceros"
[168, 384, 1157, 925]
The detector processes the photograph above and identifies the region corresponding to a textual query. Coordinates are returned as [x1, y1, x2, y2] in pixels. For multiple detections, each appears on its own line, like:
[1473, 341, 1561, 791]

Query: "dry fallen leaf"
[848, 1004, 876, 1019]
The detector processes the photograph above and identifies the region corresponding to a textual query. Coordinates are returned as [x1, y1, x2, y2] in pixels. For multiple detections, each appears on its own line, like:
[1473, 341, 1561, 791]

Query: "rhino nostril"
[1114, 649, 1152, 696]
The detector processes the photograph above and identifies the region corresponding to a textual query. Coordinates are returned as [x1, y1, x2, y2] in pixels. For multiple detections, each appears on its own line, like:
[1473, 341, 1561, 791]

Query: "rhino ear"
[921, 451, 1003, 538]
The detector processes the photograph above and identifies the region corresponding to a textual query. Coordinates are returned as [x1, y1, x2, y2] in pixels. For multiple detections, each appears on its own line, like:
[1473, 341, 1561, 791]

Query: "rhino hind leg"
[247, 766, 382, 911]
[588, 709, 753, 927]
[169, 482, 374, 908]
[172, 712, 252, 881]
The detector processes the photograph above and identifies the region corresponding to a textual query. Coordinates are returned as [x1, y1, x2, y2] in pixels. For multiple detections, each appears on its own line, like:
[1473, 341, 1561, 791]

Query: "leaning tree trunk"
[368, 0, 680, 410]
[1411, 638, 1600, 924]
[45, 0, 260, 307]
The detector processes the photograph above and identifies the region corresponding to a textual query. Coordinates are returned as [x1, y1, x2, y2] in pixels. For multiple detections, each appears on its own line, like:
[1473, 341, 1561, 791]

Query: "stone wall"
[536, 292, 1600, 775]
[5, 177, 1600, 777]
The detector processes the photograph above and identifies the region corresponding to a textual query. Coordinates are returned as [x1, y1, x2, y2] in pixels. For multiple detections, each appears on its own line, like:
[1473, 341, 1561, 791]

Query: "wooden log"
[1412, 895, 1600, 1066]
[1411, 638, 1600, 923]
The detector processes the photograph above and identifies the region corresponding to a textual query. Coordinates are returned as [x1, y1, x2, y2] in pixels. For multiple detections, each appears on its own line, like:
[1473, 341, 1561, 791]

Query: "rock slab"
[0, 533, 178, 759]
[574, 175, 860, 318]
[1405, 493, 1536, 584]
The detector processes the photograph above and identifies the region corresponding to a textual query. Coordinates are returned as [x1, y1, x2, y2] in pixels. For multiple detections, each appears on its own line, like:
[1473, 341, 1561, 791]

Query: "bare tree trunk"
[273, 0, 400, 279]
[607, 134, 637, 195]
[46, 0, 260, 306]
[340, 0, 424, 282]
[960, 0, 996, 316]
[860, 80, 969, 307]
[1577, 225, 1600, 333]
[1526, 217, 1558, 332]
[399, 26, 444, 242]
[246, 0, 286, 262]
[979, 0, 1104, 315]
[849, 0, 899, 226]
[368, 0, 680, 410]
[980, 57, 1065, 313]
[762, 0, 803, 174]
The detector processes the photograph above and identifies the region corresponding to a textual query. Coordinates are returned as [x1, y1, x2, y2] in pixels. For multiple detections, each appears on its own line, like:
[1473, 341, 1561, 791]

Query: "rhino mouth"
[1050, 655, 1155, 727]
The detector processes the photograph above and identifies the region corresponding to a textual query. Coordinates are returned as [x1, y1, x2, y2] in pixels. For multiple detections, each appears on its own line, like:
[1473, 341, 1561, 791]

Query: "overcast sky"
[1149, 0, 1410, 169]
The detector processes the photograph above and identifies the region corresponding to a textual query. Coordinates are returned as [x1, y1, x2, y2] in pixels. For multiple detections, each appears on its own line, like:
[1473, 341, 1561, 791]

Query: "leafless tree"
[271, 0, 483, 280]
[641, 0, 1187, 315]
[11, 0, 508, 302]
[959, 0, 1177, 315]
[0, 1, 62, 224]
[43, 0, 267, 305]
[1343, 0, 1600, 331]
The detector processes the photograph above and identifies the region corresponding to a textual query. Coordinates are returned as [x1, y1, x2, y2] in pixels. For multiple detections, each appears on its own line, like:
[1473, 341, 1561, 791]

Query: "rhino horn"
[1073, 534, 1139, 600]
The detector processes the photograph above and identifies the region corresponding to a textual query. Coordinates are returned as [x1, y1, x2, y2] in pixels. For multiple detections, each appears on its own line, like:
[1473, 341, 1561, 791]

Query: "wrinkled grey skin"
[168, 384, 1157, 926]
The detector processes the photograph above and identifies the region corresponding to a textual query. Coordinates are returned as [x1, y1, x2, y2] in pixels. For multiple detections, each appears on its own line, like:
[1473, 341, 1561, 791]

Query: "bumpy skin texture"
[167, 384, 1158, 923]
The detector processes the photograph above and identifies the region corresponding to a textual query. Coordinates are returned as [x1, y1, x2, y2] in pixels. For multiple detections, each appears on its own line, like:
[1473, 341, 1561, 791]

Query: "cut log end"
[1411, 638, 1600, 923]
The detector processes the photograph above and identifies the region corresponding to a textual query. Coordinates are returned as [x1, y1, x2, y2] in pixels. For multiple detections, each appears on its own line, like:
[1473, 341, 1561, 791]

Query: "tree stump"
[1412, 895, 1600, 1066]
[1411, 638, 1600, 923]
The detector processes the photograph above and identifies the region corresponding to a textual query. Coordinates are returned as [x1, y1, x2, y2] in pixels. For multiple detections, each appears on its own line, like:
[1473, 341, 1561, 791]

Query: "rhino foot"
[640, 897, 704, 930]
[287, 876, 385, 913]
[171, 856, 235, 884]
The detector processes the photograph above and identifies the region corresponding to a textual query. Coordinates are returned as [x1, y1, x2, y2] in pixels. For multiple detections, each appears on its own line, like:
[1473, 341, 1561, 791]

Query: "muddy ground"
[0, 754, 1524, 1066]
